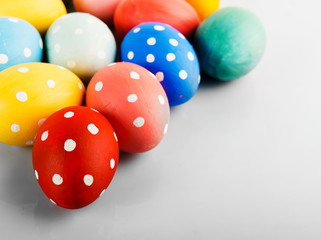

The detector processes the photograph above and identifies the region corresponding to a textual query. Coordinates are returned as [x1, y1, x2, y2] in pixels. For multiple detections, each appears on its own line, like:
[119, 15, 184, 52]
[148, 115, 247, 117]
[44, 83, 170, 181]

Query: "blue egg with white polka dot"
[0, 17, 43, 72]
[121, 22, 200, 106]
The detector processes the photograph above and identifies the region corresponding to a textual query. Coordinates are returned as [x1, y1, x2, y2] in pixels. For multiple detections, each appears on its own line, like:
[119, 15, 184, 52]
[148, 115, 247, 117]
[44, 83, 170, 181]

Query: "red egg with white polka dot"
[86, 62, 170, 153]
[32, 106, 119, 209]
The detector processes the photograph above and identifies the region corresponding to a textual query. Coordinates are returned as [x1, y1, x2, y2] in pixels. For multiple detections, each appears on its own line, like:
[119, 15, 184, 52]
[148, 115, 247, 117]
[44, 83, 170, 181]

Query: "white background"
[1, 0, 321, 239]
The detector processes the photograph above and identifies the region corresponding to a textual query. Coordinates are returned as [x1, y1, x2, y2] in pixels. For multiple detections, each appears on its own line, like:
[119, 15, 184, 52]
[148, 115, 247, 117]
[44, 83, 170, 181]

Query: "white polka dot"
[0, 54, 8, 64]
[38, 118, 46, 126]
[95, 81, 103, 91]
[11, 124, 20, 133]
[179, 70, 188, 80]
[133, 27, 140, 33]
[113, 132, 118, 142]
[84, 175, 94, 186]
[64, 111, 74, 118]
[41, 131, 49, 141]
[100, 189, 106, 197]
[78, 82, 83, 90]
[154, 25, 165, 31]
[146, 54, 155, 63]
[16, 92, 28, 102]
[167, 53, 176, 62]
[147, 37, 156, 45]
[39, 39, 43, 49]
[52, 174, 63, 185]
[35, 170, 39, 180]
[52, 25, 61, 34]
[178, 33, 185, 39]
[26, 140, 34, 145]
[24, 48, 31, 58]
[53, 43, 60, 53]
[64, 139, 76, 152]
[133, 117, 145, 128]
[164, 123, 168, 135]
[88, 18, 95, 24]
[104, 33, 111, 40]
[156, 72, 164, 81]
[110, 158, 115, 169]
[8, 17, 19, 23]
[47, 80, 55, 88]
[169, 39, 178, 47]
[50, 199, 56, 205]
[127, 94, 138, 103]
[88, 123, 99, 135]
[158, 95, 165, 104]
[128, 51, 134, 60]
[130, 71, 140, 79]
[97, 50, 106, 59]
[18, 67, 28, 73]
[67, 60, 76, 68]
[58, 65, 66, 70]
[188, 51, 195, 61]
[75, 28, 84, 35]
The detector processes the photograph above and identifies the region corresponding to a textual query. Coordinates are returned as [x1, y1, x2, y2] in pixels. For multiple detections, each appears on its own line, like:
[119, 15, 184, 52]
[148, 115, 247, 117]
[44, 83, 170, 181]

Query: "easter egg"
[185, 0, 219, 20]
[46, 12, 117, 83]
[73, 0, 122, 26]
[0, 0, 67, 35]
[121, 22, 200, 106]
[0, 17, 43, 72]
[0, 62, 85, 146]
[194, 7, 266, 81]
[86, 62, 170, 153]
[114, 0, 200, 39]
[33, 106, 119, 209]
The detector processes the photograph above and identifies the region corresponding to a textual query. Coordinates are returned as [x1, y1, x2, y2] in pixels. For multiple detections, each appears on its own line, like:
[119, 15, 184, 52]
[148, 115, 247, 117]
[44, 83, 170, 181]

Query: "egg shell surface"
[33, 106, 119, 209]
[185, 0, 219, 21]
[73, 0, 122, 26]
[121, 22, 200, 106]
[194, 7, 266, 81]
[0, 0, 67, 35]
[114, 0, 200, 39]
[46, 12, 117, 83]
[0, 62, 85, 146]
[86, 62, 170, 153]
[0, 17, 43, 72]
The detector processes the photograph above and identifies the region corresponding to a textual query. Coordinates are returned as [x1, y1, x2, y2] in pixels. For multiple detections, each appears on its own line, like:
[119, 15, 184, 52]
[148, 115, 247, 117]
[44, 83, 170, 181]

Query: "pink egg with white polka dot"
[86, 62, 170, 153]
[33, 106, 119, 209]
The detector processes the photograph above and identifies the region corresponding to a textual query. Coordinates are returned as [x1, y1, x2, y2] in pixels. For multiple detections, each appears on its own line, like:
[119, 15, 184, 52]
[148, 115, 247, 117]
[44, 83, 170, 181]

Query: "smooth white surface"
[1, 0, 321, 239]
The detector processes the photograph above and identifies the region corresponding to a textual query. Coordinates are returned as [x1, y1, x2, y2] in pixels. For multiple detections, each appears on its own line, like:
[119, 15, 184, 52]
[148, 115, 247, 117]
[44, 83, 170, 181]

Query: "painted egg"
[33, 106, 119, 209]
[121, 22, 200, 106]
[114, 0, 200, 39]
[194, 7, 266, 81]
[0, 0, 67, 35]
[185, 0, 219, 20]
[73, 0, 122, 26]
[86, 62, 170, 153]
[0, 17, 43, 72]
[0, 62, 85, 146]
[46, 12, 117, 83]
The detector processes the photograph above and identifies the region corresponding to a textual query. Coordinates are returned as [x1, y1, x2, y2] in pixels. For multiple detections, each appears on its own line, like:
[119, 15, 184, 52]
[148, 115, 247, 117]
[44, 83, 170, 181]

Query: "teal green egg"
[194, 7, 266, 81]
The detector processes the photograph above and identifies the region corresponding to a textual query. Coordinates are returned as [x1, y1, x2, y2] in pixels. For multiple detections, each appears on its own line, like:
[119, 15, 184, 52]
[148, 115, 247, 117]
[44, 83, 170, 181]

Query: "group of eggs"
[0, 0, 266, 209]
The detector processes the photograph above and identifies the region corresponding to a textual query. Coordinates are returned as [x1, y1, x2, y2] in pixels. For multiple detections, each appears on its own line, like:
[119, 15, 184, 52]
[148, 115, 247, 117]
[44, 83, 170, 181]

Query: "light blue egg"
[46, 12, 117, 83]
[0, 17, 43, 72]
[120, 22, 200, 106]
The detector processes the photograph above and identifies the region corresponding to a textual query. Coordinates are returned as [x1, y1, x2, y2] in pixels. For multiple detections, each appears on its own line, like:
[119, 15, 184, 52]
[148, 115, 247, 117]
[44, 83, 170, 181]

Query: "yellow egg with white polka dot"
[185, 0, 219, 20]
[0, 0, 67, 35]
[0, 62, 85, 146]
